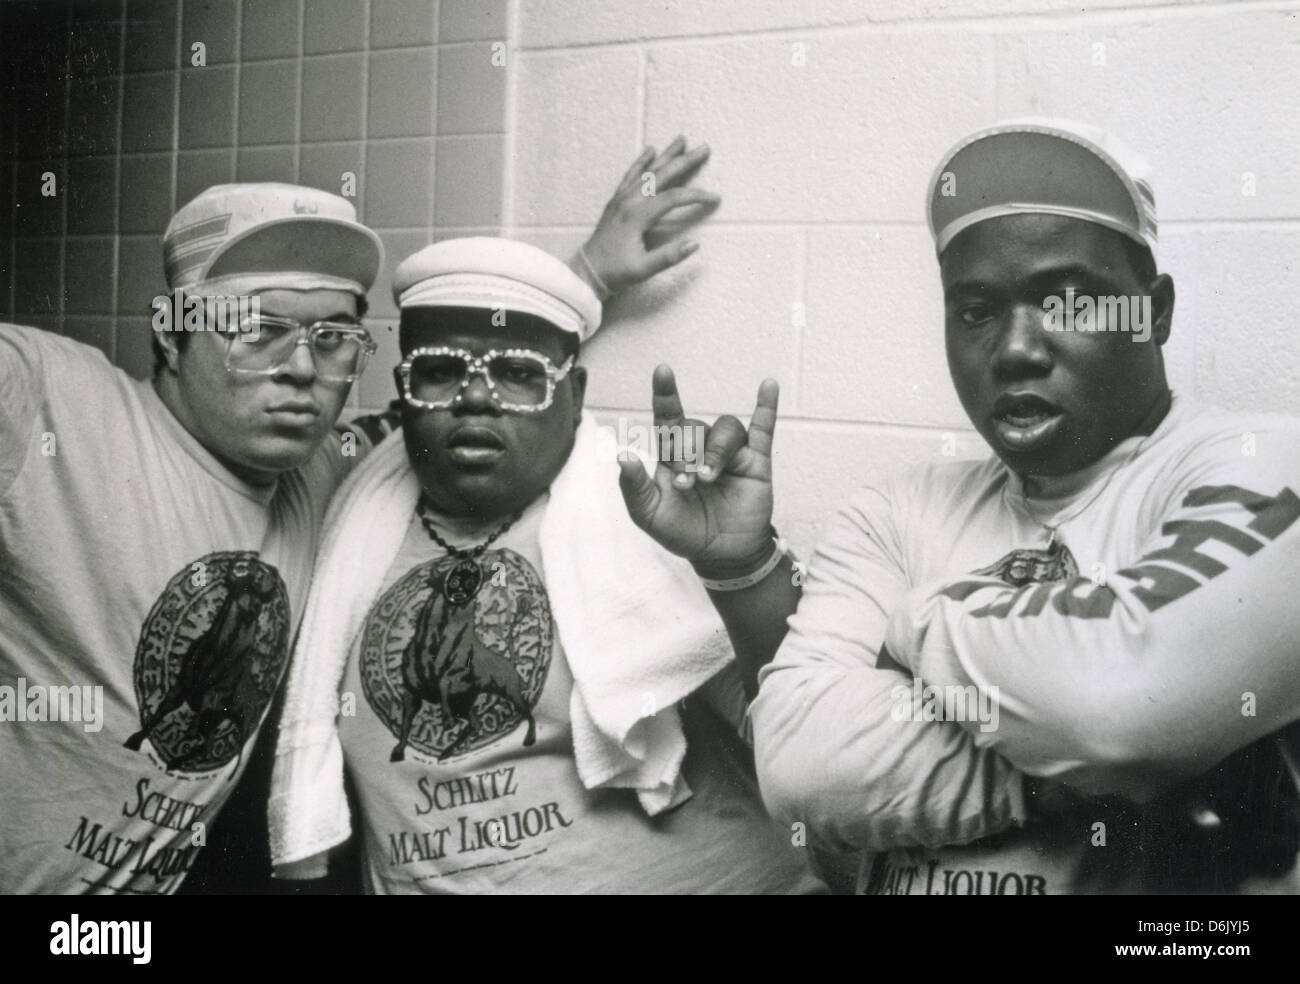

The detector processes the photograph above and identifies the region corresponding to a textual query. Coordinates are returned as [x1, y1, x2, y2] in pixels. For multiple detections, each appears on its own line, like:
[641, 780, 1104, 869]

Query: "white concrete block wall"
[498, 0, 1300, 553]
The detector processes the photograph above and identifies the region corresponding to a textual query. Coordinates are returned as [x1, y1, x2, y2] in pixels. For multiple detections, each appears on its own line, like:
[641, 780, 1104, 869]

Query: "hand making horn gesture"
[618, 365, 780, 579]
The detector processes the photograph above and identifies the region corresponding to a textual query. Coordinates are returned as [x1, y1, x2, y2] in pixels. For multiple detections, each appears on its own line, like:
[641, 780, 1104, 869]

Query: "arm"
[749, 489, 1029, 854]
[698, 549, 802, 699]
[884, 428, 1300, 799]
[569, 136, 719, 298]
[617, 368, 1029, 851]
[0, 324, 49, 500]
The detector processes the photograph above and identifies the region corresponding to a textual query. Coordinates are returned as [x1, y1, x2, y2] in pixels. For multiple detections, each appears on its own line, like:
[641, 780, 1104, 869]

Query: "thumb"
[617, 456, 660, 528]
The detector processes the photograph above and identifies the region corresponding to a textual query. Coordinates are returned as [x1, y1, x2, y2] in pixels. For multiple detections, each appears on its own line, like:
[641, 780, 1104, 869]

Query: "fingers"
[617, 145, 657, 196]
[640, 238, 700, 279]
[654, 142, 710, 191]
[666, 417, 708, 490]
[617, 455, 660, 530]
[617, 137, 710, 202]
[697, 414, 747, 483]
[650, 365, 705, 491]
[651, 364, 687, 431]
[648, 134, 687, 173]
[746, 378, 780, 458]
[642, 185, 721, 226]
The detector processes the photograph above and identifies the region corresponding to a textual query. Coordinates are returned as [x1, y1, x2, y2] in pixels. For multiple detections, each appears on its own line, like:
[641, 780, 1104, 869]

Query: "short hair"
[151, 293, 370, 373]
[1122, 237, 1158, 285]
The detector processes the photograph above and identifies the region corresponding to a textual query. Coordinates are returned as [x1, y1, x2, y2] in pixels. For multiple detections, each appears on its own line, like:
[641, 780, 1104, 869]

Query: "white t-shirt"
[339, 494, 824, 894]
[0, 324, 354, 894]
[752, 394, 1300, 894]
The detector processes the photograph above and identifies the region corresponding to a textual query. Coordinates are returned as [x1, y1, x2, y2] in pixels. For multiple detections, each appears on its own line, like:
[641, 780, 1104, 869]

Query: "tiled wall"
[1, 0, 509, 412]
[503, 0, 1300, 550]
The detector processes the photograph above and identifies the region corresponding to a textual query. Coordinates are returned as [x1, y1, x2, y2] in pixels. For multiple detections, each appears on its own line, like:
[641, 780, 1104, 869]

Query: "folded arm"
[751, 489, 1028, 853]
[885, 436, 1300, 799]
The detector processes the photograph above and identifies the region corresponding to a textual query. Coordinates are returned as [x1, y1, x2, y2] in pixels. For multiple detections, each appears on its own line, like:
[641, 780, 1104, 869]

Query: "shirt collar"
[1004, 390, 1184, 509]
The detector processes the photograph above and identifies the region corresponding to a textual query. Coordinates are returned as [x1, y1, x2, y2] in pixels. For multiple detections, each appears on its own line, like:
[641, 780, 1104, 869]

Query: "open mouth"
[446, 427, 507, 465]
[991, 393, 1064, 453]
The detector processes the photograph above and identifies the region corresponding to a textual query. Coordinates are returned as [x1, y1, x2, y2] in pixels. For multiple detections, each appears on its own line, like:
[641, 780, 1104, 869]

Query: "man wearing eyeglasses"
[0, 140, 717, 894]
[266, 237, 823, 893]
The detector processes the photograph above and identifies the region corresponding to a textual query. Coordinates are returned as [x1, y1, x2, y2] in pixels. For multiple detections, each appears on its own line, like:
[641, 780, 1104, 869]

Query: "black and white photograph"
[1, 0, 1297, 950]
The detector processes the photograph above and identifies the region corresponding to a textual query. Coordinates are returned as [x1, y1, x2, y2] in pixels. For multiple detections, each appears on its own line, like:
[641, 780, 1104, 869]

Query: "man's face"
[396, 308, 587, 521]
[167, 288, 358, 484]
[940, 214, 1173, 477]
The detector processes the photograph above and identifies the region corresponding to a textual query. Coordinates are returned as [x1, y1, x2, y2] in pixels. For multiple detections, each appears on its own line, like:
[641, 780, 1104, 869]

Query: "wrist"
[693, 530, 782, 587]
[574, 244, 614, 300]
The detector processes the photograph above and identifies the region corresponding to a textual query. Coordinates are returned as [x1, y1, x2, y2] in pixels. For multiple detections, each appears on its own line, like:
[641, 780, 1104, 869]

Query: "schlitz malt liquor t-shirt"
[752, 394, 1300, 894]
[0, 324, 353, 894]
[339, 495, 823, 894]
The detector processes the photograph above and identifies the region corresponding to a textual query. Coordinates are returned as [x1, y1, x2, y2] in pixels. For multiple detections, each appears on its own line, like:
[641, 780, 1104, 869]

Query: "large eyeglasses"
[223, 316, 377, 383]
[397, 346, 576, 414]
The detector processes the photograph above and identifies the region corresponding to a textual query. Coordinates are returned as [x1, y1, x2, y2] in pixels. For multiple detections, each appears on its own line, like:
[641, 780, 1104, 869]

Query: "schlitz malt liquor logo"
[124, 551, 289, 774]
[360, 549, 551, 763]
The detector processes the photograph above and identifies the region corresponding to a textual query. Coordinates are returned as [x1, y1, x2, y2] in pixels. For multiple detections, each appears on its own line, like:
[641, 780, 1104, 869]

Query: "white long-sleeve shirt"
[752, 393, 1300, 893]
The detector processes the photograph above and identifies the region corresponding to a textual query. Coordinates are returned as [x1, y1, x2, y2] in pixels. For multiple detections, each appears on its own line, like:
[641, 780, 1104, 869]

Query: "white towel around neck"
[268, 416, 733, 871]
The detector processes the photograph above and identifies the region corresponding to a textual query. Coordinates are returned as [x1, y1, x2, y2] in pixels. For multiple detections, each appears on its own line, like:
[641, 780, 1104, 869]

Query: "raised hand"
[575, 136, 721, 296]
[617, 365, 779, 577]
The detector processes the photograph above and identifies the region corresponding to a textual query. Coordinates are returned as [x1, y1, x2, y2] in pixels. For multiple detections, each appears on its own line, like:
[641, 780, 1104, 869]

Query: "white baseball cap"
[163, 183, 383, 297]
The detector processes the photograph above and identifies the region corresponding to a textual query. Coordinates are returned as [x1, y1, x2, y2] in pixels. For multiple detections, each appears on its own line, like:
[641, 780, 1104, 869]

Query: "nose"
[454, 368, 499, 414]
[275, 338, 319, 385]
[992, 302, 1053, 381]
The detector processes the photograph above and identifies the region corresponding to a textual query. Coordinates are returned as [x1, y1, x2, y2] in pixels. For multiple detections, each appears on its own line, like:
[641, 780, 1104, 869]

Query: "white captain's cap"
[393, 237, 603, 342]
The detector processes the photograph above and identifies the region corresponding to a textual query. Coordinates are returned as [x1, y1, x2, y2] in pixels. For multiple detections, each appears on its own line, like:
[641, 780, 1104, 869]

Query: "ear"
[1149, 273, 1175, 347]
[155, 328, 183, 374]
[392, 365, 404, 400]
[568, 366, 587, 428]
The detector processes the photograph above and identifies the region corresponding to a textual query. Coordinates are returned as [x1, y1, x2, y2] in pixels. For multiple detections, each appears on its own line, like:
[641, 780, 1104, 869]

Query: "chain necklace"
[1014, 432, 1153, 550]
[417, 492, 524, 605]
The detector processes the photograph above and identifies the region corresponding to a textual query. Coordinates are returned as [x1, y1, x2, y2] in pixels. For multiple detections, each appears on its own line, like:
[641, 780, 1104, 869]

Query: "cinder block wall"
[4, 1, 1297, 551]
[502, 0, 1300, 550]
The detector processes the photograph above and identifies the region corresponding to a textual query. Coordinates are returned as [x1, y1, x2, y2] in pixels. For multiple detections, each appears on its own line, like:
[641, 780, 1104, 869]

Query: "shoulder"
[1, 321, 123, 385]
[1166, 397, 1300, 443]
[833, 455, 1002, 533]
[286, 430, 358, 513]
[1154, 397, 1300, 486]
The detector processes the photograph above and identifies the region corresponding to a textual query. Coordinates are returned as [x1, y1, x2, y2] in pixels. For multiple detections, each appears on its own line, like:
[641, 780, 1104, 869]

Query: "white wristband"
[699, 540, 785, 592]
[576, 245, 613, 300]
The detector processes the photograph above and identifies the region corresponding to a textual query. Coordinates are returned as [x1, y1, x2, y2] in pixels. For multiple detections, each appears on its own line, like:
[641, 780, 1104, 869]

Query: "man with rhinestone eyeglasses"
[0, 138, 717, 895]
[266, 236, 824, 894]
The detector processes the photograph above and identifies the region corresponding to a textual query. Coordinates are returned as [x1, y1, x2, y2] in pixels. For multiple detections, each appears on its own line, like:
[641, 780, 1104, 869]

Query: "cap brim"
[927, 121, 1156, 258]
[202, 216, 382, 292]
